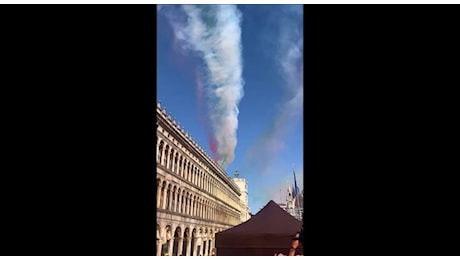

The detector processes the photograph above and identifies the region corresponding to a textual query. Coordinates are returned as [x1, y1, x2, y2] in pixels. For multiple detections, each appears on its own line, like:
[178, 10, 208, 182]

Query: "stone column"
[199, 201, 202, 218]
[167, 238, 174, 256]
[185, 163, 188, 181]
[185, 237, 192, 256]
[177, 238, 184, 256]
[172, 191, 177, 212]
[181, 160, 185, 176]
[156, 183, 162, 208]
[183, 197, 188, 214]
[174, 153, 178, 173]
[156, 239, 162, 256]
[156, 139, 160, 163]
[204, 239, 209, 256]
[161, 147, 165, 166]
[192, 238, 198, 256]
[168, 190, 173, 211]
[182, 161, 186, 179]
[162, 188, 168, 210]
[208, 238, 214, 256]
[192, 198, 196, 216]
[165, 150, 169, 168]
[199, 242, 203, 256]
[167, 152, 172, 169]
[192, 199, 196, 216]
[191, 198, 195, 216]
[178, 193, 183, 214]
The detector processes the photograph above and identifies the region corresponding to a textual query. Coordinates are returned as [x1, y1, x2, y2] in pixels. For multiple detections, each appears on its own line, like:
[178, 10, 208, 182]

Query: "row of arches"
[156, 131, 241, 210]
[156, 223, 224, 256]
[157, 178, 240, 226]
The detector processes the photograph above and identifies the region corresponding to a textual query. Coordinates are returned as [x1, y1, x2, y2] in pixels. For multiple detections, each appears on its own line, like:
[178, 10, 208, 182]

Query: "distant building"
[278, 202, 288, 211]
[278, 185, 303, 221]
[232, 171, 251, 222]
[156, 101, 250, 256]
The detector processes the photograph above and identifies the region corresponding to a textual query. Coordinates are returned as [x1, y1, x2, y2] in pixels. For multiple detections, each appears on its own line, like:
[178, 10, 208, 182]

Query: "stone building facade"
[156, 102, 249, 256]
[232, 176, 251, 222]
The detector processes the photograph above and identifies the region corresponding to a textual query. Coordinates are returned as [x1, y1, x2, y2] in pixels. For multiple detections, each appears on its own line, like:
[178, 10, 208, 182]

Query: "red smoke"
[209, 131, 218, 160]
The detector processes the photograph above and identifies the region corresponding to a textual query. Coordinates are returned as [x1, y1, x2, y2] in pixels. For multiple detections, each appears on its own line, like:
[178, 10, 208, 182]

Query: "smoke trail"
[245, 5, 303, 175]
[195, 69, 218, 160]
[159, 5, 244, 169]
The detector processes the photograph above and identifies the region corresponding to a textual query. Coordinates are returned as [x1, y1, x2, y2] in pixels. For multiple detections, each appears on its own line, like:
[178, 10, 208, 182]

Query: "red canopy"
[215, 200, 303, 256]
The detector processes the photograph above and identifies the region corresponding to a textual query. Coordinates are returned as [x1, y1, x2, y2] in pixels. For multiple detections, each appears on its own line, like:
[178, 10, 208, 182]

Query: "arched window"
[166, 184, 171, 210]
[182, 228, 189, 256]
[200, 171, 203, 189]
[169, 149, 174, 170]
[176, 188, 181, 213]
[178, 156, 183, 177]
[171, 186, 176, 211]
[164, 145, 170, 167]
[185, 192, 189, 214]
[173, 227, 181, 256]
[160, 181, 166, 209]
[158, 140, 164, 164]
[181, 190, 186, 213]
[184, 159, 188, 180]
[191, 166, 195, 184]
[156, 179, 161, 208]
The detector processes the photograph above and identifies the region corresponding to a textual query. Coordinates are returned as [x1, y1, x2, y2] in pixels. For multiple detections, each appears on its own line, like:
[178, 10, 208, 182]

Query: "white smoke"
[159, 5, 244, 168]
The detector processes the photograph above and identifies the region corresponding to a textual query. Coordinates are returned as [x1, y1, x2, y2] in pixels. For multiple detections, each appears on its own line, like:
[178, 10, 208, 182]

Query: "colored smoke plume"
[159, 5, 244, 169]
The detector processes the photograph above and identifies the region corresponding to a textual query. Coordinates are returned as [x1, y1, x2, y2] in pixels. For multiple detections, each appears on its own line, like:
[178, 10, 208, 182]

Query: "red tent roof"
[219, 200, 302, 234]
[215, 200, 303, 256]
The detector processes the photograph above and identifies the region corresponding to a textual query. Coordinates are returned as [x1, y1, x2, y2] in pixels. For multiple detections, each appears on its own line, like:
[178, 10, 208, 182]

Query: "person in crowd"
[275, 227, 304, 256]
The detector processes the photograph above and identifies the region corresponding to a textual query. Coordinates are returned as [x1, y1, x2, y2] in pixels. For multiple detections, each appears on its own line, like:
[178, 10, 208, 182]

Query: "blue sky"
[157, 5, 303, 213]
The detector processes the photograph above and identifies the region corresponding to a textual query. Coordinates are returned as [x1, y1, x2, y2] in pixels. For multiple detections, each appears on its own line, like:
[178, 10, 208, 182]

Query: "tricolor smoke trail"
[195, 69, 218, 160]
[159, 5, 244, 169]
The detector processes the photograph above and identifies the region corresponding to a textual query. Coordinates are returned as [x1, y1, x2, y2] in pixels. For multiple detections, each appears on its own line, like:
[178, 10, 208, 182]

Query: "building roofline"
[156, 101, 241, 195]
